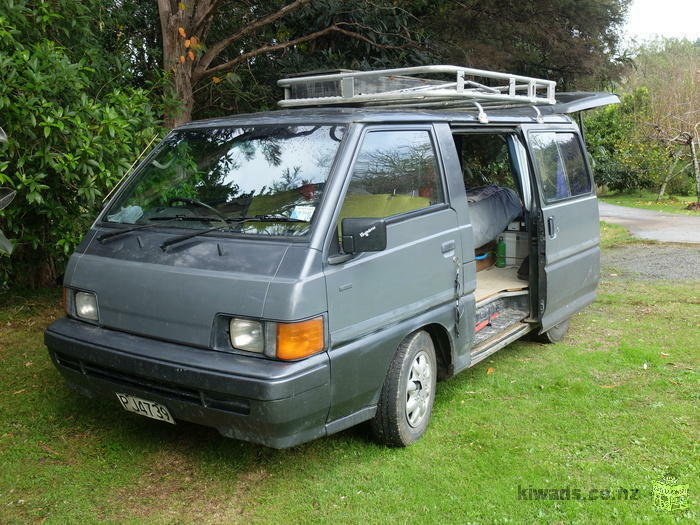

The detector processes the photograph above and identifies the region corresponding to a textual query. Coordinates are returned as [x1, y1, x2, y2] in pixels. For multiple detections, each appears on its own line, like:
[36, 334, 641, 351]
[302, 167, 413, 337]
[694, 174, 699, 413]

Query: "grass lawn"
[600, 191, 699, 216]
[599, 222, 655, 250]
[1, 227, 697, 524]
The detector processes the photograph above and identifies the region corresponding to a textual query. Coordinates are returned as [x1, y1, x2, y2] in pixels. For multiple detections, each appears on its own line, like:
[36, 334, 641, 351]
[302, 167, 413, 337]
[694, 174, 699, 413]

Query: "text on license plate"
[116, 393, 175, 424]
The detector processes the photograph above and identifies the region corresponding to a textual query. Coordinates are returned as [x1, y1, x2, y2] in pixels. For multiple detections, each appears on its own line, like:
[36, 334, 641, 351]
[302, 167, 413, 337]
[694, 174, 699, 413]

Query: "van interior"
[452, 132, 532, 350]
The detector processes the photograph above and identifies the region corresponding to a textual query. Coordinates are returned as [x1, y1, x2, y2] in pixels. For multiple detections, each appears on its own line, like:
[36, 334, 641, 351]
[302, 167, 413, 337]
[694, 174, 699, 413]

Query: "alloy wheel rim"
[405, 350, 432, 428]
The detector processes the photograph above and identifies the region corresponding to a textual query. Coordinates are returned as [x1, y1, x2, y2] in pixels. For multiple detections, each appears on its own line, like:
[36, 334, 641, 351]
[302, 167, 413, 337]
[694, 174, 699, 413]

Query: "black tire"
[533, 318, 570, 343]
[371, 330, 437, 447]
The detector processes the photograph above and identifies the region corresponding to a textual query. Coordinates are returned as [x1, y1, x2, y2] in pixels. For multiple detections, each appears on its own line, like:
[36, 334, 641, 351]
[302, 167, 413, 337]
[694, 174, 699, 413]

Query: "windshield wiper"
[160, 226, 224, 251]
[157, 214, 310, 250]
[232, 215, 309, 223]
[98, 216, 225, 243]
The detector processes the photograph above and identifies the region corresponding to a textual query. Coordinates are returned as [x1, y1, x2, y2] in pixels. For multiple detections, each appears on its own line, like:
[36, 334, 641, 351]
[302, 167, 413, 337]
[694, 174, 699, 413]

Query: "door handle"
[547, 216, 558, 239]
[441, 240, 456, 254]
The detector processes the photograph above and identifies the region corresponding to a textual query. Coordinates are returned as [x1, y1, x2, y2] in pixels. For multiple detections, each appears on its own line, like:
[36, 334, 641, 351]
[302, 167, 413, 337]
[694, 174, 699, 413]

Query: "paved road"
[599, 201, 700, 244]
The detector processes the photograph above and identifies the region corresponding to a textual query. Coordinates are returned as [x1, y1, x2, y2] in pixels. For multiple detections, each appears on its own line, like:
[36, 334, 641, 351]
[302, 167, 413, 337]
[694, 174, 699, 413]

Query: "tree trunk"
[691, 139, 700, 203]
[656, 157, 685, 201]
[158, 0, 197, 128]
[170, 67, 194, 128]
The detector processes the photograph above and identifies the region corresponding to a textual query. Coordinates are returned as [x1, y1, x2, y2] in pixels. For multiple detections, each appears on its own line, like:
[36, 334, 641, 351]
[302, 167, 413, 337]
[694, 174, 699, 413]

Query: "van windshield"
[104, 125, 346, 237]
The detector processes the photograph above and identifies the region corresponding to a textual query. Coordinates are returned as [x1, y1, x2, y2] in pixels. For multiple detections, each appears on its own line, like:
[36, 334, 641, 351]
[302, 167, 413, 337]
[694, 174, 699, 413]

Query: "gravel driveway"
[599, 201, 700, 280]
[602, 244, 700, 280]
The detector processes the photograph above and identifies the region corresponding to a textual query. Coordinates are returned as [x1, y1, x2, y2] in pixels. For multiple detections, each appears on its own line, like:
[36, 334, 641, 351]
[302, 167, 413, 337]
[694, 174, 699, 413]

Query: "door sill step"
[470, 323, 533, 367]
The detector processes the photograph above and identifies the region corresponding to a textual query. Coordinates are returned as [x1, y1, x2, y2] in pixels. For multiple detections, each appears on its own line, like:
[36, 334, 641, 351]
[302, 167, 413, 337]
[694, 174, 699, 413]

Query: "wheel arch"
[422, 323, 453, 380]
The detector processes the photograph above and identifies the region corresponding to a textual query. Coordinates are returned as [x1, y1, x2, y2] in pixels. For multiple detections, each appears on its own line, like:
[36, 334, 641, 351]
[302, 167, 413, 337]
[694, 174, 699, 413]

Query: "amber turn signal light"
[276, 317, 324, 360]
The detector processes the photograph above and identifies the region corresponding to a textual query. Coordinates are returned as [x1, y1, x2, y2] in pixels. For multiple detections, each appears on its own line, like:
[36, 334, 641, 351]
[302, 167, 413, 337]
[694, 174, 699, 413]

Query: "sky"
[623, 0, 700, 44]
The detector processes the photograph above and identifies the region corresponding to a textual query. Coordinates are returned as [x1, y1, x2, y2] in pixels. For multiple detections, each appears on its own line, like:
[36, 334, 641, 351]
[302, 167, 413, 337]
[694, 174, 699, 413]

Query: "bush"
[585, 86, 694, 196]
[0, 11, 161, 287]
[665, 173, 694, 196]
[589, 147, 643, 192]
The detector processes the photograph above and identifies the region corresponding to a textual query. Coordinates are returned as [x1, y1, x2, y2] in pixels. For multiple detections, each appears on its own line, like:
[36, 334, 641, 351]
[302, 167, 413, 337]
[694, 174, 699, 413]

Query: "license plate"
[116, 393, 175, 424]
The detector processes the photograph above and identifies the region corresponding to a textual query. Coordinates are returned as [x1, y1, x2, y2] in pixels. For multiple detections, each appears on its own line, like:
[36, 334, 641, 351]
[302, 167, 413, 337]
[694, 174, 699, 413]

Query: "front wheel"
[371, 330, 437, 447]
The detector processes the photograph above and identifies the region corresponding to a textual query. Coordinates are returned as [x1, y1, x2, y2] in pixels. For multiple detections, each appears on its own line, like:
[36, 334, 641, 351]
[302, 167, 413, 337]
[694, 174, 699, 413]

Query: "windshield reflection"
[105, 125, 345, 237]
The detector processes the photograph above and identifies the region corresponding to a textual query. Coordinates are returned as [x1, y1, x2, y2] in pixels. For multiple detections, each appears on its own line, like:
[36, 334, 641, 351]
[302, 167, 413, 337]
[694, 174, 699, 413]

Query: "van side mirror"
[341, 217, 387, 254]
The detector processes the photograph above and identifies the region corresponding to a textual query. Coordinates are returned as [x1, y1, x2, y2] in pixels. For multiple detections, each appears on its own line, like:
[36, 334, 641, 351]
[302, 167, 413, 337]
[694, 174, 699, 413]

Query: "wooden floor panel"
[475, 266, 528, 302]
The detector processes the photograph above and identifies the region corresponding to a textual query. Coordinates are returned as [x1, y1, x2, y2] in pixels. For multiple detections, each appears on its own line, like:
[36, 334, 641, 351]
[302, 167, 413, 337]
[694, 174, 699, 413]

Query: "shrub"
[0, 12, 161, 287]
[585, 88, 678, 193]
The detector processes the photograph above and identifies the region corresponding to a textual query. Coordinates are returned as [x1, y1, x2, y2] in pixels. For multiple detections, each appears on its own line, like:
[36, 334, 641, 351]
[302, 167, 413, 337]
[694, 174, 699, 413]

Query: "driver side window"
[338, 130, 444, 221]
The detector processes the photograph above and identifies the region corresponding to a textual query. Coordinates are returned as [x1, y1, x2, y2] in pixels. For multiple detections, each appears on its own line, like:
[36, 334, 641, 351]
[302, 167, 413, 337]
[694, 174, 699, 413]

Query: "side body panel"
[323, 124, 463, 421]
[433, 123, 477, 371]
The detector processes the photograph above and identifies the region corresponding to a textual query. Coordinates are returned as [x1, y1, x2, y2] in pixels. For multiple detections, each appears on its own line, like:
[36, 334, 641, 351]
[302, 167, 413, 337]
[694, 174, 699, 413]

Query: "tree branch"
[195, 23, 410, 82]
[333, 23, 413, 50]
[196, 0, 312, 74]
[193, 0, 223, 35]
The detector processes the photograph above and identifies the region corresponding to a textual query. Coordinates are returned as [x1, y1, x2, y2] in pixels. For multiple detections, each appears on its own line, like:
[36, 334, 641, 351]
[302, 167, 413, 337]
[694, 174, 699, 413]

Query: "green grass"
[599, 221, 653, 249]
[600, 191, 699, 215]
[1, 233, 698, 523]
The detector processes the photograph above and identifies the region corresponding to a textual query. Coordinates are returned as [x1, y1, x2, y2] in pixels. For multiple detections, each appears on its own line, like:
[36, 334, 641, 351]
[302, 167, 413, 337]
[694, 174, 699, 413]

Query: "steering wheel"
[167, 197, 228, 222]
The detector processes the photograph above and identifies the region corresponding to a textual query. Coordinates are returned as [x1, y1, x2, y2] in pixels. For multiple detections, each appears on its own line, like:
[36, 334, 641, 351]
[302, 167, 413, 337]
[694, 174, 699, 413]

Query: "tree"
[585, 88, 671, 193]
[585, 40, 700, 202]
[135, 1, 632, 126]
[416, 0, 631, 90]
[623, 39, 700, 204]
[155, 0, 419, 127]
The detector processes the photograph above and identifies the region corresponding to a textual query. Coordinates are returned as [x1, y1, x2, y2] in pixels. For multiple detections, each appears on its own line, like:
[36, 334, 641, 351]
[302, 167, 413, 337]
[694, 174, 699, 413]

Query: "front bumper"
[44, 317, 330, 448]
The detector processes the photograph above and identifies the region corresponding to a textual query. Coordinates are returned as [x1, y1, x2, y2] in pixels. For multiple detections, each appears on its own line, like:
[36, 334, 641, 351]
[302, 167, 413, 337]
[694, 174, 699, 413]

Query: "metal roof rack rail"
[277, 65, 556, 113]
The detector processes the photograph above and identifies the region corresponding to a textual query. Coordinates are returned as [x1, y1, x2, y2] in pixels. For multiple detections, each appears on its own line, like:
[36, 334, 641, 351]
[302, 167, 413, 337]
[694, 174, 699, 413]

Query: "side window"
[557, 133, 590, 196]
[530, 132, 591, 202]
[339, 130, 443, 220]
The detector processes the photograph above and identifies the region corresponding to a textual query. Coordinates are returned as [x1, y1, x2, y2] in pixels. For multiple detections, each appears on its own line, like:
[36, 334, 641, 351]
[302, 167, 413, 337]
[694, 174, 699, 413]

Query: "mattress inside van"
[467, 185, 522, 248]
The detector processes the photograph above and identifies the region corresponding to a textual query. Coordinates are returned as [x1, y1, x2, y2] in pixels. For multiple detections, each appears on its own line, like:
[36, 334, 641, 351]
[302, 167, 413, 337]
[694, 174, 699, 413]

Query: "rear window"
[529, 132, 591, 202]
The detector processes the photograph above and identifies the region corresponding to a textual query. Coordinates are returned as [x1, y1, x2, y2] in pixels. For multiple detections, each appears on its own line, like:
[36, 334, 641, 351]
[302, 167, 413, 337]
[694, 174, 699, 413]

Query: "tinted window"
[530, 132, 591, 202]
[557, 133, 590, 195]
[340, 130, 443, 219]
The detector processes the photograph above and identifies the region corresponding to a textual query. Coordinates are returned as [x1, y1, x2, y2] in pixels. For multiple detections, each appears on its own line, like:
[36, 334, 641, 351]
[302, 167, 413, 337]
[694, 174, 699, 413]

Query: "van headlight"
[75, 291, 99, 321]
[229, 318, 264, 353]
[227, 316, 325, 360]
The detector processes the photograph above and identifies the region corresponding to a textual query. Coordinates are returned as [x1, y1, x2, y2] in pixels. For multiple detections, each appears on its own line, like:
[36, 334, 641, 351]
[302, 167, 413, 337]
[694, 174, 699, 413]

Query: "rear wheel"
[371, 330, 437, 447]
[534, 318, 570, 343]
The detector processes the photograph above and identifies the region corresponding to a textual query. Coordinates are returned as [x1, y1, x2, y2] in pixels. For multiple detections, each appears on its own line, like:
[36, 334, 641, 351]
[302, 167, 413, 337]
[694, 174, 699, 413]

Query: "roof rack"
[277, 65, 557, 118]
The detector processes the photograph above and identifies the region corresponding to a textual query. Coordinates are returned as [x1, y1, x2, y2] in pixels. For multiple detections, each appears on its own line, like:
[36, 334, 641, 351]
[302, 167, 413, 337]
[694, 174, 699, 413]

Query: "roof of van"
[176, 108, 565, 129]
[177, 92, 618, 130]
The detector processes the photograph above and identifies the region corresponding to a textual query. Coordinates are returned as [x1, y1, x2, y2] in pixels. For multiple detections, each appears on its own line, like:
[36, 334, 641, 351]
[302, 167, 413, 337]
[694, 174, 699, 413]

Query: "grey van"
[44, 66, 618, 448]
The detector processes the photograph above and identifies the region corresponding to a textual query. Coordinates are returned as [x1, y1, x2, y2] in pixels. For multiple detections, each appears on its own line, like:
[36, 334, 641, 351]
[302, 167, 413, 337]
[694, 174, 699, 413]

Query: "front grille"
[54, 352, 250, 415]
